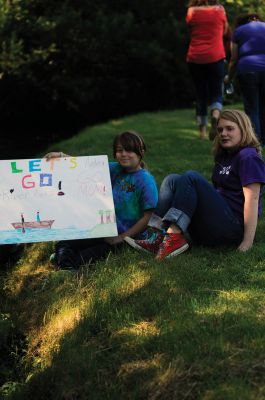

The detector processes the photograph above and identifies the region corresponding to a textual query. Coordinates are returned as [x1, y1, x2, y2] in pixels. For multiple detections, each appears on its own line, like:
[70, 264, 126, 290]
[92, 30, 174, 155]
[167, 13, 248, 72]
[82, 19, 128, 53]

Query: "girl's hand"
[44, 152, 61, 160]
[237, 240, 253, 252]
[224, 74, 230, 84]
[44, 152, 69, 160]
[104, 235, 124, 245]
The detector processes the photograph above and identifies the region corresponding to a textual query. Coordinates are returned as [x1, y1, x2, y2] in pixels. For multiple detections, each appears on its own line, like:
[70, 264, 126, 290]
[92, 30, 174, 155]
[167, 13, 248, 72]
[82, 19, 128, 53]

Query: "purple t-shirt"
[232, 21, 265, 73]
[212, 147, 265, 224]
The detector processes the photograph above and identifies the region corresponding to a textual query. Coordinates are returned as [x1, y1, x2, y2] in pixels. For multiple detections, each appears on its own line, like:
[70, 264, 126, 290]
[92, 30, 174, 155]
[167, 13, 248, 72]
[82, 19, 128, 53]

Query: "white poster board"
[0, 155, 118, 244]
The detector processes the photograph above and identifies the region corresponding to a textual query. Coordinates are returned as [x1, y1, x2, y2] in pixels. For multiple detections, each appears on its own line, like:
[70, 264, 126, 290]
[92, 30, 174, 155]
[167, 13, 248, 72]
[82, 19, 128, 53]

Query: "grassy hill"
[1, 106, 265, 400]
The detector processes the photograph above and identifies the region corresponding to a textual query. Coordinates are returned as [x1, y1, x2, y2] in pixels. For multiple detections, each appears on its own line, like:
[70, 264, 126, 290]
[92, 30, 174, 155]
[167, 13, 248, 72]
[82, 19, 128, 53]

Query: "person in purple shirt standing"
[125, 110, 265, 260]
[224, 13, 265, 144]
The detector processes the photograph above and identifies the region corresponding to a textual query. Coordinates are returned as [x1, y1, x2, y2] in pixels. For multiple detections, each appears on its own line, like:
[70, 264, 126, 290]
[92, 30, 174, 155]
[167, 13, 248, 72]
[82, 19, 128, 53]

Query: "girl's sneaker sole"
[124, 237, 151, 254]
[156, 243, 189, 260]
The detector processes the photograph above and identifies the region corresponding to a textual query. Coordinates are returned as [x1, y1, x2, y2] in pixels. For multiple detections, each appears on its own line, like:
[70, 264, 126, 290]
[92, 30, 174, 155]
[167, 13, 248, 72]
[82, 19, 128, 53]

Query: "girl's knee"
[184, 170, 202, 180]
[182, 171, 208, 188]
[161, 173, 180, 187]
[161, 171, 205, 191]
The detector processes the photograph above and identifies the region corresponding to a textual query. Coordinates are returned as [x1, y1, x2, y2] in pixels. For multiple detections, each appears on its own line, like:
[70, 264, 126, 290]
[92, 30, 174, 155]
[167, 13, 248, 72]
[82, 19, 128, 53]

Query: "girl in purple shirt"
[125, 110, 265, 260]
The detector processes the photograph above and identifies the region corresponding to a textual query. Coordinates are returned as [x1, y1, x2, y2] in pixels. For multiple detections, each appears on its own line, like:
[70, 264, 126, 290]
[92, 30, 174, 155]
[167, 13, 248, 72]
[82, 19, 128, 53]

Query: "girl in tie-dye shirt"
[46, 131, 158, 269]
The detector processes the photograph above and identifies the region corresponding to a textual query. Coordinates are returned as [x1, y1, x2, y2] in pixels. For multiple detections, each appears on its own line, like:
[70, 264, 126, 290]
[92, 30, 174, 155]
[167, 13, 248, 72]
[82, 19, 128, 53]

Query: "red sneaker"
[124, 232, 164, 254]
[156, 233, 189, 260]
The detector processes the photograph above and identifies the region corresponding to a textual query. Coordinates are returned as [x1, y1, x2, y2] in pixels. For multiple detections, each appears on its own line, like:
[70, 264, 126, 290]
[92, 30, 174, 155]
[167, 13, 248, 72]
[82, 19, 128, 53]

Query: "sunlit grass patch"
[118, 353, 164, 376]
[147, 358, 204, 400]
[115, 269, 151, 298]
[116, 320, 160, 340]
[195, 289, 260, 315]
[203, 383, 253, 400]
[31, 304, 84, 366]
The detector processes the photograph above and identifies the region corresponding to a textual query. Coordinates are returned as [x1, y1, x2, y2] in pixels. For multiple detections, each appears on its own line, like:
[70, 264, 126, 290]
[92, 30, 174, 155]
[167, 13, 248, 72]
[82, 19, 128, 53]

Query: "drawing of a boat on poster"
[11, 220, 55, 230]
[0, 155, 118, 244]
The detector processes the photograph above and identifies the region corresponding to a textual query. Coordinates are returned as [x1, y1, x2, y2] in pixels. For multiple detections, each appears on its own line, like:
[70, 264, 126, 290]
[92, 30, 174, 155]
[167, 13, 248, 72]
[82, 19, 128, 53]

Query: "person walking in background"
[186, 0, 229, 140]
[224, 13, 265, 145]
[125, 110, 265, 260]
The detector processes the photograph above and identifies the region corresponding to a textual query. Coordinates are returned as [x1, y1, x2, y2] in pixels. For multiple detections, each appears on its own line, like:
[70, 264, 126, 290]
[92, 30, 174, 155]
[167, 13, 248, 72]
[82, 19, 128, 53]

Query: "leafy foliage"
[0, 0, 263, 128]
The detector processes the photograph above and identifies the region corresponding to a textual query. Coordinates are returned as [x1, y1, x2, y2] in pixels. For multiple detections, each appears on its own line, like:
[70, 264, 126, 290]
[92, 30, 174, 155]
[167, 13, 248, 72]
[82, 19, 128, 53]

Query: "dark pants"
[188, 60, 224, 126]
[238, 71, 265, 145]
[55, 238, 122, 269]
[148, 172, 243, 246]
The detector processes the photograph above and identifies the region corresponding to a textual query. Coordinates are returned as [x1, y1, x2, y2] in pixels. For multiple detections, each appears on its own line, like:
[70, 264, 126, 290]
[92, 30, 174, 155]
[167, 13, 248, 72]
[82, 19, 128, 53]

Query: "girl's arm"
[224, 42, 238, 83]
[238, 183, 261, 252]
[105, 210, 153, 245]
[223, 21, 229, 36]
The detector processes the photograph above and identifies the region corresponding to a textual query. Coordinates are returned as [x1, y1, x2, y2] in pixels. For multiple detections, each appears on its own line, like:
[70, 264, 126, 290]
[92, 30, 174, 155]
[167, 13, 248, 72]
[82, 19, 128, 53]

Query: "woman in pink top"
[186, 0, 229, 139]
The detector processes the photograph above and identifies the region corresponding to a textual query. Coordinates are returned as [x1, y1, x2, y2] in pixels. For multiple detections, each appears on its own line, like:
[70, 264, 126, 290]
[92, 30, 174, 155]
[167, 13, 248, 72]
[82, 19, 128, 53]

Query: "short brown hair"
[113, 130, 146, 167]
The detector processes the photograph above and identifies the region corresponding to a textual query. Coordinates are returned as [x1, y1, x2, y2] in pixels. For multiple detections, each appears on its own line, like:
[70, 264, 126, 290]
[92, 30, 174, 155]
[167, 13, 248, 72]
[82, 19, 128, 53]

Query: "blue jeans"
[188, 60, 224, 125]
[148, 172, 243, 246]
[238, 71, 265, 145]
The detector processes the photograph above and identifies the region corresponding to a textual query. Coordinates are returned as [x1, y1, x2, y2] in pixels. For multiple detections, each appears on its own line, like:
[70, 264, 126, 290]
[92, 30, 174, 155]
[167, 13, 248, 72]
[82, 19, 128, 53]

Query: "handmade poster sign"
[0, 155, 118, 244]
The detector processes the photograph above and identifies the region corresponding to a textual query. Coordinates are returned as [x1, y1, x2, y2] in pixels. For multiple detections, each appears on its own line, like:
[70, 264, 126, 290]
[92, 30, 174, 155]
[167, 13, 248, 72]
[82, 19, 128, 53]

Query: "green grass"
[2, 105, 265, 400]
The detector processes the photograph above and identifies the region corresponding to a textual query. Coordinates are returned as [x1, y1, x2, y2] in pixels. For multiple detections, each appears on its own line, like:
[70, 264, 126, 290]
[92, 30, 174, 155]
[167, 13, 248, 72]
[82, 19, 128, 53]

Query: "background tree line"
[0, 0, 263, 147]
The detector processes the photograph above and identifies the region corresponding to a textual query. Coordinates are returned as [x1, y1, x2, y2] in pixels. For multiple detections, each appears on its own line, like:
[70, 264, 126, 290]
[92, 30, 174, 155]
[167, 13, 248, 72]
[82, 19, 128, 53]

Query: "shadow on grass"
[9, 242, 265, 400]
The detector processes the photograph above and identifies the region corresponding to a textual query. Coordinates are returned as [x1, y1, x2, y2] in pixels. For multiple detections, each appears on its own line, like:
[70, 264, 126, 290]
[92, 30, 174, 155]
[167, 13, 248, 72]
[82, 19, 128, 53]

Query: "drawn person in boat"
[21, 213, 25, 233]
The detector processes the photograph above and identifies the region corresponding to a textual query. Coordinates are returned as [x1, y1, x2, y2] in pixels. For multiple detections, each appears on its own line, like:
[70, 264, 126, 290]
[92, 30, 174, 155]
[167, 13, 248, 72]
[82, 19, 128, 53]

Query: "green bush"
[0, 0, 263, 128]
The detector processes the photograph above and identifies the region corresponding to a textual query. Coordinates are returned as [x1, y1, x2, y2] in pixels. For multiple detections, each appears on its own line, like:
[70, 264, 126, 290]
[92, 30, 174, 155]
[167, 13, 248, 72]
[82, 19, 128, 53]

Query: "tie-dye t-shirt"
[109, 162, 158, 238]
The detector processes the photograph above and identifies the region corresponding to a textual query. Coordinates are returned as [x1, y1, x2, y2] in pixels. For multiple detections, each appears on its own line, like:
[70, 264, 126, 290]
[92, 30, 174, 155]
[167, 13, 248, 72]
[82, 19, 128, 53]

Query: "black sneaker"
[49, 253, 58, 266]
[56, 247, 78, 271]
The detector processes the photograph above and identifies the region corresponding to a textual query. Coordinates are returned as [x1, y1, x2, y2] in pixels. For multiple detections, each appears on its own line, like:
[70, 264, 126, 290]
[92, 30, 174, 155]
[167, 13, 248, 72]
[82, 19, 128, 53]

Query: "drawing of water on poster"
[0, 155, 118, 244]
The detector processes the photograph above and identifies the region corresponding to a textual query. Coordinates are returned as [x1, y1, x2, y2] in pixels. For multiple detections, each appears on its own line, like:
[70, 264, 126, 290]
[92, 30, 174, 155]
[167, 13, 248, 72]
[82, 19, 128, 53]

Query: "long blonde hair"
[213, 109, 261, 159]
